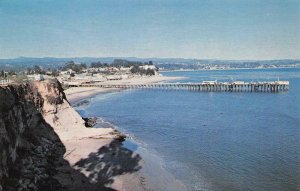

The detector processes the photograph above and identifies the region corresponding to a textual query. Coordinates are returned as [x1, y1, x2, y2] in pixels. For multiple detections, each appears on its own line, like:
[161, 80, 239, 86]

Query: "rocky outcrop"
[0, 80, 66, 191]
[82, 117, 97, 127]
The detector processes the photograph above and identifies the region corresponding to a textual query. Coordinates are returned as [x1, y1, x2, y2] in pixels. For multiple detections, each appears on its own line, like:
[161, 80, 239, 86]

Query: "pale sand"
[37, 76, 188, 190]
[35, 82, 144, 190]
[65, 87, 120, 104]
[98, 75, 186, 85]
[64, 75, 185, 104]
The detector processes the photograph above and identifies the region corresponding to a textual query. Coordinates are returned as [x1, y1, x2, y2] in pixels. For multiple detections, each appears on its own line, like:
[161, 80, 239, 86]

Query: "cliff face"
[0, 79, 130, 191]
[0, 80, 66, 191]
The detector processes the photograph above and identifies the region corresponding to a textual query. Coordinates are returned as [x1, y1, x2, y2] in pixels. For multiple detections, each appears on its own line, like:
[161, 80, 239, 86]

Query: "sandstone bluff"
[0, 80, 132, 191]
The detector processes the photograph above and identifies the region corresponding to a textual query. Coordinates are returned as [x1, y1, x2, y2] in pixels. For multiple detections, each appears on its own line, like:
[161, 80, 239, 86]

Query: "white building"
[60, 69, 75, 75]
[233, 81, 245, 85]
[139, 65, 157, 70]
[119, 67, 131, 72]
[106, 75, 122, 80]
[27, 74, 45, 81]
[202, 80, 217, 85]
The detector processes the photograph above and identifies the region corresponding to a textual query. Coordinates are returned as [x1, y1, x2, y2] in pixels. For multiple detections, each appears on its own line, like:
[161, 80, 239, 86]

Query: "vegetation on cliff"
[0, 80, 65, 190]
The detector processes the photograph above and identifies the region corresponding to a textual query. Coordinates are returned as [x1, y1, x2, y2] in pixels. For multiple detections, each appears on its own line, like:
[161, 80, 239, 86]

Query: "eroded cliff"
[0, 79, 135, 191]
[0, 80, 66, 191]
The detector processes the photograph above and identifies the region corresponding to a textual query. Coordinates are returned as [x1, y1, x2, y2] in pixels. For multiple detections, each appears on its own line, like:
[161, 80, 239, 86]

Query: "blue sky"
[0, 0, 299, 59]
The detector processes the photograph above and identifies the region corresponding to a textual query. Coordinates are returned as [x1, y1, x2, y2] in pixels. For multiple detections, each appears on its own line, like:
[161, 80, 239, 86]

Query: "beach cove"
[63, 75, 189, 191]
[72, 68, 300, 191]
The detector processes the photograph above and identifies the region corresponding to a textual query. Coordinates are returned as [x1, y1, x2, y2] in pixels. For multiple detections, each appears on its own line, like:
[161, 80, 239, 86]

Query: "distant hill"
[0, 57, 152, 70]
[0, 57, 299, 71]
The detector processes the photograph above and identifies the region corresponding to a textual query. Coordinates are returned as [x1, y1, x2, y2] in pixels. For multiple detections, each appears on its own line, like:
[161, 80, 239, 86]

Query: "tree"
[62, 61, 86, 73]
[51, 69, 59, 77]
[34, 65, 42, 74]
[27, 68, 33, 75]
[80, 63, 87, 69]
[8, 71, 16, 75]
[91, 62, 103, 68]
[146, 69, 155, 76]
[130, 65, 139, 74]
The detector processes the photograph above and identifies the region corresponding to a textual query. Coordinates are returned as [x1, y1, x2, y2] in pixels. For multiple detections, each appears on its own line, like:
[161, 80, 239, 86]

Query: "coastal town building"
[60, 69, 75, 75]
[27, 74, 45, 81]
[139, 65, 156, 70]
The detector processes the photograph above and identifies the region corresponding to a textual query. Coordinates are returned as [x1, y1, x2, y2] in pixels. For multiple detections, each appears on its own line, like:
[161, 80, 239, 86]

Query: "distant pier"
[66, 81, 289, 92]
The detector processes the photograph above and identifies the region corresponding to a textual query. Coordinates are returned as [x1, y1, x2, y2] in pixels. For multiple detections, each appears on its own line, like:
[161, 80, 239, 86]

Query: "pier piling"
[66, 81, 289, 93]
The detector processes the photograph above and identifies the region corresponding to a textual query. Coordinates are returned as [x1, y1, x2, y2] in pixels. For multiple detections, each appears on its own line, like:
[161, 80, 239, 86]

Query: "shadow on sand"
[0, 83, 142, 191]
[55, 140, 142, 191]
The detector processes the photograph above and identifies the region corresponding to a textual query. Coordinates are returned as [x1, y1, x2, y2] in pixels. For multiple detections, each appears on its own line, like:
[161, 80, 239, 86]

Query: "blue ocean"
[78, 68, 300, 191]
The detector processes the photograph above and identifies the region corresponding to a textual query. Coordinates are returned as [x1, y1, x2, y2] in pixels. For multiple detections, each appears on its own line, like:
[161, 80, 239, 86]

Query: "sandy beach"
[43, 75, 188, 190]
[64, 75, 185, 104]
[65, 87, 120, 104]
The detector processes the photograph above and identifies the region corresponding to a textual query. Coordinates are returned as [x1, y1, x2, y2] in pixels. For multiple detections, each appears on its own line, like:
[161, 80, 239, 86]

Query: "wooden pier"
[65, 81, 289, 92]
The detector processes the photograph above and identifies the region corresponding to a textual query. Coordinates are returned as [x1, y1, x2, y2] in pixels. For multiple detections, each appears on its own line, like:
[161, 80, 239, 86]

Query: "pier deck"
[65, 81, 289, 92]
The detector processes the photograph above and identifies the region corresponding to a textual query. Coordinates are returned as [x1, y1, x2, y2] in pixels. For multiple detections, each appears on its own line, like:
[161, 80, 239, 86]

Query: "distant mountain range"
[0, 57, 299, 71]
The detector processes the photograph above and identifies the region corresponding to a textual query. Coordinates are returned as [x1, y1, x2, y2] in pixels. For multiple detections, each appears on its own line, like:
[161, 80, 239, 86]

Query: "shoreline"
[160, 66, 300, 72]
[65, 87, 121, 104]
[63, 75, 189, 191]
[64, 75, 185, 104]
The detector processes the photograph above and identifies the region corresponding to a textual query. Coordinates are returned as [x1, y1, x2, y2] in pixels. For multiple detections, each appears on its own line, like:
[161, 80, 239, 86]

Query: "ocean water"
[78, 68, 300, 191]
